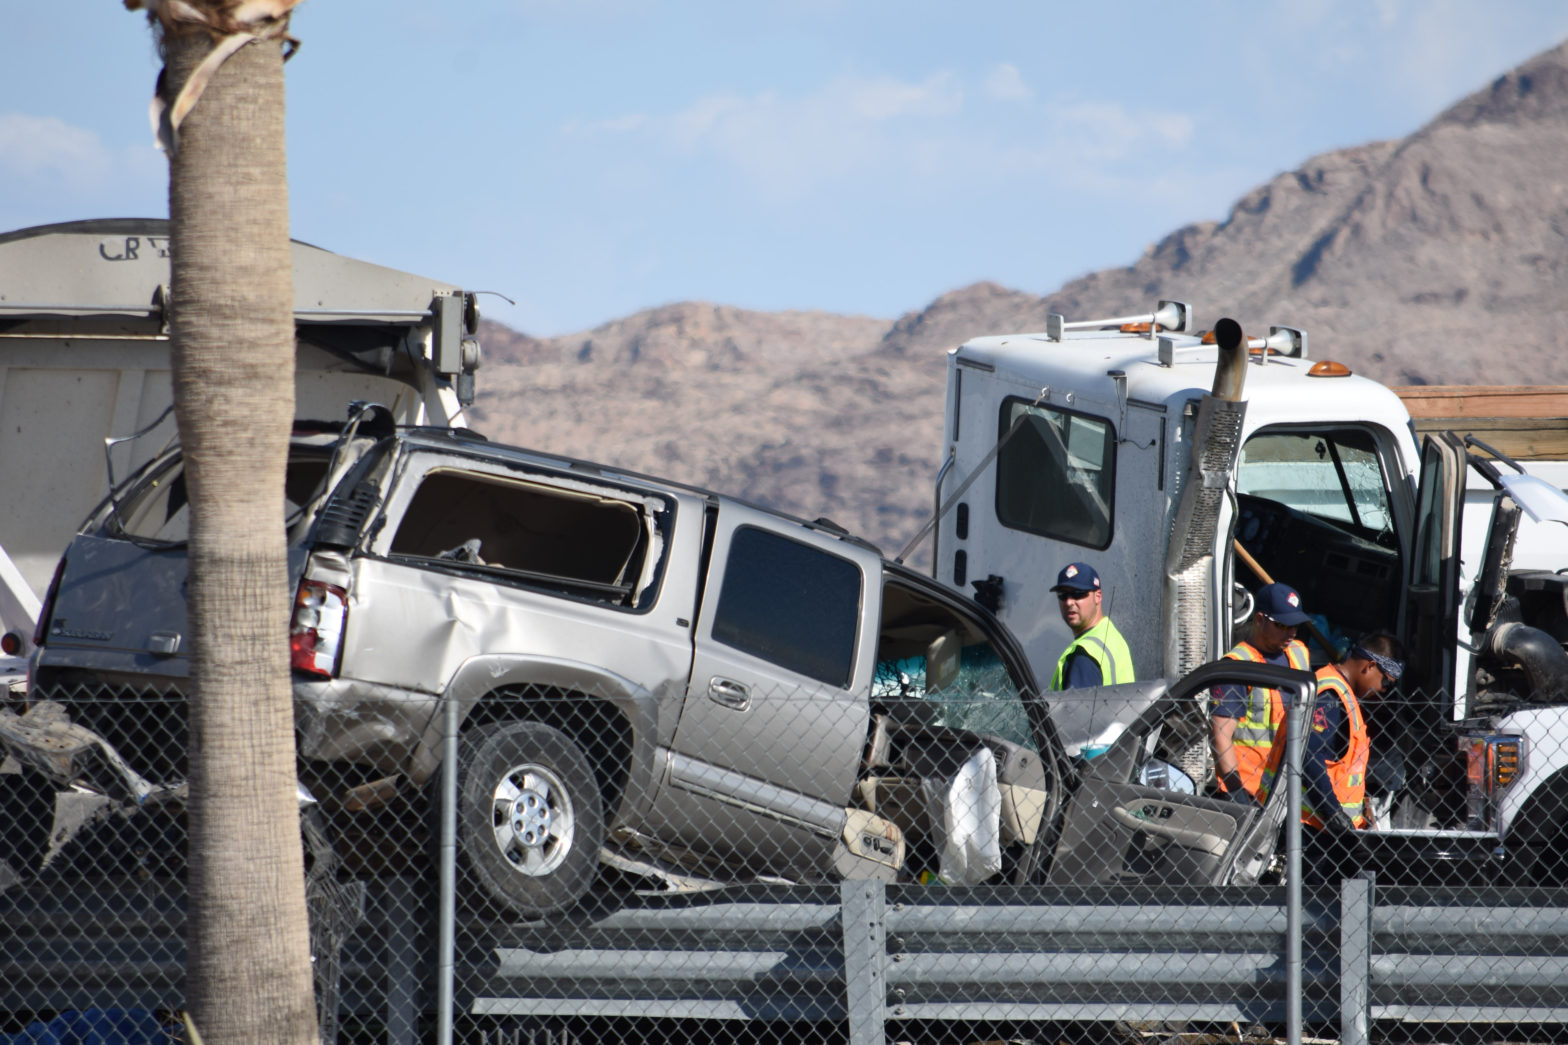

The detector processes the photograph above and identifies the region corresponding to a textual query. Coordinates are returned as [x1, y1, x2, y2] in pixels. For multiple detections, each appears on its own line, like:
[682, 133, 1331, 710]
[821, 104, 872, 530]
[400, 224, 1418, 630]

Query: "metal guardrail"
[8, 683, 1568, 1043]
[7, 875, 1568, 1043]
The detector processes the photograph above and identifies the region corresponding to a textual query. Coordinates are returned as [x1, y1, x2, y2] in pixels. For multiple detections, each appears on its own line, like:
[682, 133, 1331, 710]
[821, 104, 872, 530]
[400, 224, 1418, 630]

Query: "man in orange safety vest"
[1258, 630, 1406, 879]
[1210, 582, 1313, 803]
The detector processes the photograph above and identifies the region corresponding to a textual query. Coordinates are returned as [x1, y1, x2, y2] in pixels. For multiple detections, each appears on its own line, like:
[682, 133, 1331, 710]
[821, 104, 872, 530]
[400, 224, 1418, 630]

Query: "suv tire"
[454, 719, 605, 917]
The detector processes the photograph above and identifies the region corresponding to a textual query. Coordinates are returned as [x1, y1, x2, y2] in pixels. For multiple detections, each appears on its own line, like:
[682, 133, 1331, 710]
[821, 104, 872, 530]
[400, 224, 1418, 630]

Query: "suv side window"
[995, 397, 1116, 549]
[387, 467, 664, 609]
[711, 526, 861, 687]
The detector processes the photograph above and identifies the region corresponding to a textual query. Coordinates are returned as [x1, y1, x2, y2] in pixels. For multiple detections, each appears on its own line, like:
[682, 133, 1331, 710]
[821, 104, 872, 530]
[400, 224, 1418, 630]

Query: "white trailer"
[0, 218, 483, 664]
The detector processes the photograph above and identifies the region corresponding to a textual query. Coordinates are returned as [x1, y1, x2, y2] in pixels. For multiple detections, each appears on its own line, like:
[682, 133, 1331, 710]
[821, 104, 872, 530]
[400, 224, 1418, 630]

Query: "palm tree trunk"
[162, 24, 317, 1045]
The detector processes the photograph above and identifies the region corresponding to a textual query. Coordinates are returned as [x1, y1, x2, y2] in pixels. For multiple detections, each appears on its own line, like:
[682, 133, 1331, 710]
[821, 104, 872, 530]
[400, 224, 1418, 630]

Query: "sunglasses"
[1261, 614, 1297, 629]
[1056, 590, 1094, 602]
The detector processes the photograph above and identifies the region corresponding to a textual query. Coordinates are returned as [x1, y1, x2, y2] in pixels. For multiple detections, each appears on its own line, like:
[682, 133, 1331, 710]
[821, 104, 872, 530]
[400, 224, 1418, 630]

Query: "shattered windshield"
[1238, 428, 1394, 538]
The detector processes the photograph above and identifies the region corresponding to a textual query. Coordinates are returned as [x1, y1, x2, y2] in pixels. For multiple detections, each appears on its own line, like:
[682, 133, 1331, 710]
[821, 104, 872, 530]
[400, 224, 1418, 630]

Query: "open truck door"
[1401, 432, 1467, 705]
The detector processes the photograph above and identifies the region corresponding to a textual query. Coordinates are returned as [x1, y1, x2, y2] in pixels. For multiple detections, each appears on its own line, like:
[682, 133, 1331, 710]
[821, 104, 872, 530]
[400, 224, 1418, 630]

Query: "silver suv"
[15, 411, 1293, 912]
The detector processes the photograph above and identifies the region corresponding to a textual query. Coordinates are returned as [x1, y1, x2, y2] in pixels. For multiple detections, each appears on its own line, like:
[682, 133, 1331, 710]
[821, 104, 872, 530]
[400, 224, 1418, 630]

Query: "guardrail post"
[1283, 679, 1311, 1045]
[842, 879, 887, 1045]
[382, 876, 418, 1045]
[1340, 871, 1374, 1045]
[437, 691, 459, 1045]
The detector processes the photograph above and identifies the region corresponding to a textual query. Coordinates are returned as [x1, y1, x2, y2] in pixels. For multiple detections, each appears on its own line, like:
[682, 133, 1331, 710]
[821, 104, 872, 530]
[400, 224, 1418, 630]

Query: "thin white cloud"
[668, 92, 758, 148]
[0, 112, 166, 230]
[558, 66, 1204, 211]
[844, 72, 962, 119]
[0, 113, 117, 187]
[984, 63, 1032, 102]
[565, 72, 965, 198]
[1056, 99, 1195, 159]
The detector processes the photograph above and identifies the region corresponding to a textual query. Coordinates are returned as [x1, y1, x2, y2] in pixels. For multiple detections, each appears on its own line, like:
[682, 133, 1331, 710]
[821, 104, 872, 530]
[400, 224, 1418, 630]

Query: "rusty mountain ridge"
[472, 38, 1568, 556]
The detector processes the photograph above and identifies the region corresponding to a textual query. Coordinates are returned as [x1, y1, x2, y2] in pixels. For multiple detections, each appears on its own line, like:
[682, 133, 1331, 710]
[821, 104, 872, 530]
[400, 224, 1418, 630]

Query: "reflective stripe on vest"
[1228, 640, 1311, 748]
[1258, 664, 1370, 828]
[1216, 639, 1309, 796]
[1050, 616, 1135, 691]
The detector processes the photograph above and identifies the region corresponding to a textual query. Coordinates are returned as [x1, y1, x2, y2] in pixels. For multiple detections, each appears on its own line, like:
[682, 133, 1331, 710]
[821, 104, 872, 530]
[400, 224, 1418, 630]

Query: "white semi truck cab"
[928, 302, 1568, 876]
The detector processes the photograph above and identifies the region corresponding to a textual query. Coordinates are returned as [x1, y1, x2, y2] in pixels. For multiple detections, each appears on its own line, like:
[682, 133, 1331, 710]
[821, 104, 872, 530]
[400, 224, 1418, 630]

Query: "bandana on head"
[1350, 645, 1404, 683]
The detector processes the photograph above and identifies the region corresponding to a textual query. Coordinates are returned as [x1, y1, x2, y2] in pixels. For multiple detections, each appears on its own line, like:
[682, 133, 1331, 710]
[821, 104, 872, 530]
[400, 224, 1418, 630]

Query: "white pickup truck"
[924, 302, 1568, 883]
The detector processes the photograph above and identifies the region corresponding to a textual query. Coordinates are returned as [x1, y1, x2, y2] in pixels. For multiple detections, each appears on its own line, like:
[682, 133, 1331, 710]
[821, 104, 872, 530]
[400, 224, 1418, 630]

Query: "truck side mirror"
[972, 574, 1005, 614]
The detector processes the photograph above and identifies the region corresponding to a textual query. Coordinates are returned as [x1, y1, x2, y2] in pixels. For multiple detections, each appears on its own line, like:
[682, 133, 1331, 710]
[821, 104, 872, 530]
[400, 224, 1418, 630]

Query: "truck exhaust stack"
[1160, 318, 1250, 779]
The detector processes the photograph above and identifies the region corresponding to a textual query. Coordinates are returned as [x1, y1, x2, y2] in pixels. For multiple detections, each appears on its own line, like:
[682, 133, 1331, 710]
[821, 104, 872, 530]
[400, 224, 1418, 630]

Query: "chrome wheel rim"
[490, 762, 575, 877]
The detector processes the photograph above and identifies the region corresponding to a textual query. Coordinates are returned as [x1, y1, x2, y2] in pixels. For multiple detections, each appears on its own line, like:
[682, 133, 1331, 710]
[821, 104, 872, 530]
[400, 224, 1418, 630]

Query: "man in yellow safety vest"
[1048, 562, 1134, 690]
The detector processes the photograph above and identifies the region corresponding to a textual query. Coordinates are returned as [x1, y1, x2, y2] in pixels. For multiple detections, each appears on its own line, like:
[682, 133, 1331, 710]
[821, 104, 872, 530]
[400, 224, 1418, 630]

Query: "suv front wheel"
[454, 719, 605, 917]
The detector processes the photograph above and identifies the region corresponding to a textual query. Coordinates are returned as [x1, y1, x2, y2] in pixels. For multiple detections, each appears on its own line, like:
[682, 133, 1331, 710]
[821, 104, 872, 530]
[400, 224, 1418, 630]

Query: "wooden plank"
[1391, 386, 1568, 420]
[1406, 417, 1568, 461]
[1391, 386, 1568, 460]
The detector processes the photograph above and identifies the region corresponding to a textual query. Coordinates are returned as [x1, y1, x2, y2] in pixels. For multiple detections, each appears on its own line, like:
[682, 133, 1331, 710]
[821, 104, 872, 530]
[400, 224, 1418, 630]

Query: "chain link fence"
[4, 679, 1568, 1044]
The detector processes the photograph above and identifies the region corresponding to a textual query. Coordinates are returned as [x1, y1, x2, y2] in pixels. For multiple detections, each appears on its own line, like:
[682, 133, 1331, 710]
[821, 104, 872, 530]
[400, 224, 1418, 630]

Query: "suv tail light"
[290, 579, 347, 678]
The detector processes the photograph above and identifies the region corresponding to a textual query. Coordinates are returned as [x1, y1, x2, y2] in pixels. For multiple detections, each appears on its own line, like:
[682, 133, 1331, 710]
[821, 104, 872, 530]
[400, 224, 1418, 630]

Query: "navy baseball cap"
[1050, 562, 1102, 594]
[1255, 582, 1310, 626]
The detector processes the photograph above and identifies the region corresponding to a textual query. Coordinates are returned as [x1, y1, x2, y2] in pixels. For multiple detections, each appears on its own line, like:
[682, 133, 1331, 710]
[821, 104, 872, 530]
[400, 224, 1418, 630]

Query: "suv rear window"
[386, 467, 664, 608]
[110, 452, 330, 543]
[711, 526, 861, 687]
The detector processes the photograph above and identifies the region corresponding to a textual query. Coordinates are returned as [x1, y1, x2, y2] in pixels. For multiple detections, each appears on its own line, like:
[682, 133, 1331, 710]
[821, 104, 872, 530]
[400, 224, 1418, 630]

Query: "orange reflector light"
[1308, 360, 1352, 377]
[1494, 739, 1522, 789]
[1199, 330, 1215, 344]
[0, 631, 20, 656]
[1120, 322, 1157, 333]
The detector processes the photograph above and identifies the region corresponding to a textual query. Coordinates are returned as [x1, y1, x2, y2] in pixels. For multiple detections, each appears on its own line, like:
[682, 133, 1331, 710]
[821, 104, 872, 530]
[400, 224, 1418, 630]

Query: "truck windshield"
[1238, 428, 1393, 538]
[1233, 426, 1401, 649]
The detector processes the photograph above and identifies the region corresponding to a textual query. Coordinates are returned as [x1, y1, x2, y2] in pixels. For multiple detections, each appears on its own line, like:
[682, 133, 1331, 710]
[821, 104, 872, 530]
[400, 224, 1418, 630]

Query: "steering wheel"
[1231, 582, 1254, 626]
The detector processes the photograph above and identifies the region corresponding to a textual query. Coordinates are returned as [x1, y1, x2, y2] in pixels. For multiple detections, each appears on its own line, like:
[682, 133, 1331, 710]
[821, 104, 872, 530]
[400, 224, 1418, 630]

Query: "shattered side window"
[874, 580, 1036, 751]
[873, 645, 1034, 751]
[994, 398, 1116, 549]
[386, 467, 666, 609]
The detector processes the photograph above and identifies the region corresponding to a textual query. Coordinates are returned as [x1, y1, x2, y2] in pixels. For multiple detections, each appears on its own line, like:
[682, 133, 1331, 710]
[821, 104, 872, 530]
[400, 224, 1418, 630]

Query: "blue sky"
[7, 3, 1568, 336]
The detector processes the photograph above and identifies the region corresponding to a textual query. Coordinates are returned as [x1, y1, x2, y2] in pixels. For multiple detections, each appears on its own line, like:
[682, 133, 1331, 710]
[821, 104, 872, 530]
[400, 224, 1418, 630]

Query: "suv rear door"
[655, 503, 881, 876]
